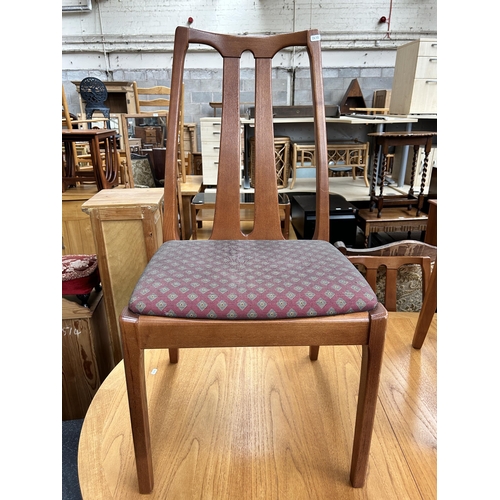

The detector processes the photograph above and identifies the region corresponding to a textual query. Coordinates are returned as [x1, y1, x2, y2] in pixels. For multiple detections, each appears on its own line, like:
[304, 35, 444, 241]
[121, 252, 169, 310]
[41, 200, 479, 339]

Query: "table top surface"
[82, 187, 164, 209]
[180, 175, 203, 196]
[77, 311, 436, 499]
[62, 129, 118, 138]
[240, 115, 419, 125]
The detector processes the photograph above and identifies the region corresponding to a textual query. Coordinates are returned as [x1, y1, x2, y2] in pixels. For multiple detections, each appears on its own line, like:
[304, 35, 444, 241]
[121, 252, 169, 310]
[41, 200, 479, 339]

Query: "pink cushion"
[128, 240, 378, 320]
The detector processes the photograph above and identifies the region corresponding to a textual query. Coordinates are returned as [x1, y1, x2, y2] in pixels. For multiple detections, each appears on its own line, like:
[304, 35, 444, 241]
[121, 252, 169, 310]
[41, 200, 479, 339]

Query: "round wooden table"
[77, 312, 437, 499]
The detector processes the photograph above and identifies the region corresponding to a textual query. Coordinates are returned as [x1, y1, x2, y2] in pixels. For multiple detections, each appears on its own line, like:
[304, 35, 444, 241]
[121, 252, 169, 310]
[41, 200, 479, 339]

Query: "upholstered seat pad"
[129, 240, 378, 319]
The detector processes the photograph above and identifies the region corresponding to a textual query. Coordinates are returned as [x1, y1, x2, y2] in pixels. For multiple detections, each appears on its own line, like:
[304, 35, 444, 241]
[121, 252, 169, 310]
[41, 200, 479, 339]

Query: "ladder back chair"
[335, 239, 437, 348]
[133, 82, 187, 182]
[120, 26, 388, 494]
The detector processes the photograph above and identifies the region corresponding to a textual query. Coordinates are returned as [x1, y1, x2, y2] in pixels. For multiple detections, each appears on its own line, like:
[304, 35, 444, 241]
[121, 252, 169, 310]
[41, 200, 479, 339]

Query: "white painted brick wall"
[62, 0, 437, 139]
[63, 0, 436, 39]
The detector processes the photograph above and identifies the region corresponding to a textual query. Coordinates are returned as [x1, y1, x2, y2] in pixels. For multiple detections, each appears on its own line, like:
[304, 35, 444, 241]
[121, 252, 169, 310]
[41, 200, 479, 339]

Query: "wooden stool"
[368, 131, 437, 217]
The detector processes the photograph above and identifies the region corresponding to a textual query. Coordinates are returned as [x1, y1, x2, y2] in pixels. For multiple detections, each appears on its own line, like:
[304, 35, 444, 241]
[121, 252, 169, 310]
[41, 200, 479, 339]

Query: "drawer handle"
[212, 122, 221, 126]
[429, 58, 437, 63]
[213, 146, 220, 150]
[431, 43, 437, 47]
[213, 131, 221, 135]
[425, 80, 437, 84]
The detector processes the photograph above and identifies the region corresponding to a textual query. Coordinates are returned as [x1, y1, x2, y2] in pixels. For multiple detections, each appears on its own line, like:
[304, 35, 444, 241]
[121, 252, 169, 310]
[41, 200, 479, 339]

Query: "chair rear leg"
[169, 347, 179, 363]
[121, 318, 154, 494]
[412, 263, 437, 349]
[349, 306, 386, 487]
[309, 345, 320, 360]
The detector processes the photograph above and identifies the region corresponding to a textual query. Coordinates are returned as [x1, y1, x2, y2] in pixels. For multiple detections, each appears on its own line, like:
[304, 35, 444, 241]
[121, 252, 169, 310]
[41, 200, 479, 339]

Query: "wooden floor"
[78, 311, 436, 499]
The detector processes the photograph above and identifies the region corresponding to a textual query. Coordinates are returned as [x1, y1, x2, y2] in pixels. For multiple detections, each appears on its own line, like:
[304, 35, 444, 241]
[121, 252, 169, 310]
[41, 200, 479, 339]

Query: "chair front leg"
[121, 317, 154, 494]
[349, 304, 386, 487]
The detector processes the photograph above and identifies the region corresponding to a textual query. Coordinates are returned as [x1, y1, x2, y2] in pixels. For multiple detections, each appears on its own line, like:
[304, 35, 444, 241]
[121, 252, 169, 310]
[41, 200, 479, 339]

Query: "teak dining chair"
[120, 26, 388, 494]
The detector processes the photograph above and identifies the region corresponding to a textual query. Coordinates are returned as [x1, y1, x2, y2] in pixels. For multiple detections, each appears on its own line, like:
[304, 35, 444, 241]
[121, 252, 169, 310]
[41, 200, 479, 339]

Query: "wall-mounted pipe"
[62, 0, 92, 13]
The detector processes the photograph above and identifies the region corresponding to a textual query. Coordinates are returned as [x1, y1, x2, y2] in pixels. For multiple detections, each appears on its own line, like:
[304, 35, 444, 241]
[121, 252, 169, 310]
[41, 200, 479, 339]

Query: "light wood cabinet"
[82, 188, 164, 365]
[389, 39, 437, 115]
[62, 186, 99, 255]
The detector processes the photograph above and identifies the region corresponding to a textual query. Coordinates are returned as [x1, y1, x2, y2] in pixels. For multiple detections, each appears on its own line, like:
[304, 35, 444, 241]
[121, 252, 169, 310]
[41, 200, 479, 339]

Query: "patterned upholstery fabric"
[354, 263, 434, 312]
[131, 158, 156, 188]
[128, 240, 378, 319]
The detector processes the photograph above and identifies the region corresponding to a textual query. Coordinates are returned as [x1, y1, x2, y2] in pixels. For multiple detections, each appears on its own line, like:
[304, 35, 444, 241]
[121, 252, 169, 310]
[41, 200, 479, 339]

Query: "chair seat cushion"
[128, 240, 378, 320]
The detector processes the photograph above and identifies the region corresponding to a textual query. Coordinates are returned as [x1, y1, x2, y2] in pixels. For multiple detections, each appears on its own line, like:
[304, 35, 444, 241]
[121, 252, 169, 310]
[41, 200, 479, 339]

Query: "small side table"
[357, 207, 428, 247]
[368, 131, 437, 217]
[191, 192, 291, 240]
[62, 129, 121, 192]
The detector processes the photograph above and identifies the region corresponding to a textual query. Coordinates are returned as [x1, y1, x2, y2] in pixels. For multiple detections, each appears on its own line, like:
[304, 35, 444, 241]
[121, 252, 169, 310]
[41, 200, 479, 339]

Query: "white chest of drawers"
[200, 117, 222, 185]
[389, 39, 437, 115]
[201, 117, 245, 185]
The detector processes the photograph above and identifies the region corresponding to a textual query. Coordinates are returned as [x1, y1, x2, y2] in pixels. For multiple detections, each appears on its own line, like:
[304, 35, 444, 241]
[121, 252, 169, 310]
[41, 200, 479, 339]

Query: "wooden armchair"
[334, 240, 437, 348]
[120, 27, 388, 494]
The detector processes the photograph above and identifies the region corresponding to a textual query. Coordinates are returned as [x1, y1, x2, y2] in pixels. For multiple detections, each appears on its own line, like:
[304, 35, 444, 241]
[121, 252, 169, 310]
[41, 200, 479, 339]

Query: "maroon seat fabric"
[62, 254, 100, 296]
[128, 240, 378, 319]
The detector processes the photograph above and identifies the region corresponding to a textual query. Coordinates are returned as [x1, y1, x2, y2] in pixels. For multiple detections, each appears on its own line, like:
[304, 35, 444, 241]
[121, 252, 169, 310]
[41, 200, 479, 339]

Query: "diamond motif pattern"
[128, 240, 378, 319]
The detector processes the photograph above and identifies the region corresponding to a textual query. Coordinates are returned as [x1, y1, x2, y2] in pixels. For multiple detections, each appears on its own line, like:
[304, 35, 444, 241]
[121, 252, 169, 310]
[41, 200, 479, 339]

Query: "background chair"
[80, 76, 111, 128]
[129, 153, 158, 188]
[120, 27, 387, 494]
[133, 82, 187, 182]
[79, 77, 111, 129]
[334, 239, 437, 347]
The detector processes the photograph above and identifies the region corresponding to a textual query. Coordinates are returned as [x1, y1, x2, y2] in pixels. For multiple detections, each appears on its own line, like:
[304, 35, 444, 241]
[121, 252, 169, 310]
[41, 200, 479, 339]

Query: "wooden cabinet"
[72, 80, 137, 116]
[62, 186, 99, 255]
[62, 291, 113, 420]
[389, 39, 437, 115]
[82, 188, 164, 365]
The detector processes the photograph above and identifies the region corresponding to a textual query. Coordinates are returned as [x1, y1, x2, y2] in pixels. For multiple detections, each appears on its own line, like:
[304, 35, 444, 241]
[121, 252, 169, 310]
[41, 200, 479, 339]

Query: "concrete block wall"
[63, 64, 395, 150]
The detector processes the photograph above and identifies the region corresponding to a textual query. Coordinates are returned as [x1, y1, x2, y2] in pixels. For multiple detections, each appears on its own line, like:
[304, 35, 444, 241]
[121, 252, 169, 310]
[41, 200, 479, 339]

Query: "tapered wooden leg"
[309, 345, 320, 360]
[412, 262, 437, 349]
[350, 304, 387, 487]
[120, 316, 154, 494]
[169, 347, 179, 363]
